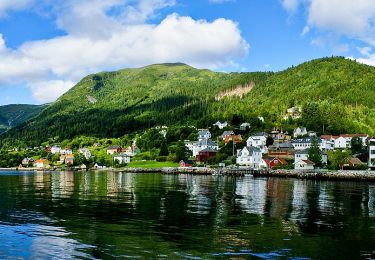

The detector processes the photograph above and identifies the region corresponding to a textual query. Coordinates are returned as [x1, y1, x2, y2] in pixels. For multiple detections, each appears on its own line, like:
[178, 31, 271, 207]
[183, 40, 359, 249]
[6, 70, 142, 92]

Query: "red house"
[180, 160, 193, 167]
[196, 148, 218, 162]
[262, 157, 288, 169]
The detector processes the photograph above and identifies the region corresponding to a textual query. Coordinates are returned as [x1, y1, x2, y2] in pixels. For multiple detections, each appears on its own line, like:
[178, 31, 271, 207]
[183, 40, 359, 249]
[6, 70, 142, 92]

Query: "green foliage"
[159, 140, 169, 156]
[174, 141, 190, 162]
[1, 57, 375, 147]
[308, 137, 323, 167]
[266, 136, 274, 147]
[328, 149, 352, 170]
[350, 137, 363, 154]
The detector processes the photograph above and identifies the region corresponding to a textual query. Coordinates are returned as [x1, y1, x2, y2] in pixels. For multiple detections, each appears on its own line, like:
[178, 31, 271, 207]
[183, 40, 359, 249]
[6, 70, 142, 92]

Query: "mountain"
[2, 57, 375, 146]
[0, 104, 46, 134]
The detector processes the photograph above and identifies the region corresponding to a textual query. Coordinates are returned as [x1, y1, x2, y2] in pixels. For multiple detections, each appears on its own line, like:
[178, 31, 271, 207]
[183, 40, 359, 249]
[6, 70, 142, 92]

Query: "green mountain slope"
[0, 104, 46, 134]
[2, 57, 375, 146]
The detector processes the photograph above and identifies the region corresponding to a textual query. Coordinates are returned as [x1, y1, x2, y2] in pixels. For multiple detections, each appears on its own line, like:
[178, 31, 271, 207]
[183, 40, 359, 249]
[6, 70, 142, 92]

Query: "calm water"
[0, 171, 374, 259]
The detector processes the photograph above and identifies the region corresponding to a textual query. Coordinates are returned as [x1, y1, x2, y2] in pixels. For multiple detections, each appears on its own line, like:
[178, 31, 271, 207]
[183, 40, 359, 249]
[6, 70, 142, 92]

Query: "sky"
[0, 0, 374, 105]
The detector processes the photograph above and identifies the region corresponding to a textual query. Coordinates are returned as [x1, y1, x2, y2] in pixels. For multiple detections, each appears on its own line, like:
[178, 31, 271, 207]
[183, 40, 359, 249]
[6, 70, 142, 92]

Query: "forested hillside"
[0, 104, 45, 134]
[2, 57, 375, 146]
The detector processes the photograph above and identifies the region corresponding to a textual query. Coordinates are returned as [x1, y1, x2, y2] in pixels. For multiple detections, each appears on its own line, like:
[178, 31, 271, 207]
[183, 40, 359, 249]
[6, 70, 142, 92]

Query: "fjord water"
[0, 171, 374, 259]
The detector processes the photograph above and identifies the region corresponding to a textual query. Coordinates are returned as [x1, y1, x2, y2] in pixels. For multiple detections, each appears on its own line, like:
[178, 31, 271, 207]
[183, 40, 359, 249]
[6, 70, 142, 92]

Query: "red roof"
[301, 160, 315, 165]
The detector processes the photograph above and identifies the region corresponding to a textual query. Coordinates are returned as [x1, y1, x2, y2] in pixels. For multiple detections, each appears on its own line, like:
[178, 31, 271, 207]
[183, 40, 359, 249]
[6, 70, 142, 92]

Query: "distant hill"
[0, 104, 46, 134]
[1, 57, 375, 146]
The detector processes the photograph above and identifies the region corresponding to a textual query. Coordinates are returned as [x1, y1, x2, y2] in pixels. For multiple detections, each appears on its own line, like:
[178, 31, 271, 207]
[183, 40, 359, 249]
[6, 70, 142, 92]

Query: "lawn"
[126, 161, 179, 169]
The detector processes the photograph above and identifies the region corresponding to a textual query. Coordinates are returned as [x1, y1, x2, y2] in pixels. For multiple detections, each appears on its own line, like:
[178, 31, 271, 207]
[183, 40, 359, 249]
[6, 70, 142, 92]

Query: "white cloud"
[301, 26, 310, 36]
[0, 0, 33, 16]
[281, 0, 301, 13]
[0, 0, 249, 103]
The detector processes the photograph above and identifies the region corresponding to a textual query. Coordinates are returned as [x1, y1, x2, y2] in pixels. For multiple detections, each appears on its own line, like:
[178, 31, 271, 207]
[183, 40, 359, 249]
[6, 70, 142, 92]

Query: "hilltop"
[0, 104, 46, 134]
[1, 57, 375, 146]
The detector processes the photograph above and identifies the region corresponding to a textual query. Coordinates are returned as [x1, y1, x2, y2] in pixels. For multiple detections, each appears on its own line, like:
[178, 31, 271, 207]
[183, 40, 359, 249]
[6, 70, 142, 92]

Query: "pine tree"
[159, 140, 169, 156]
[308, 137, 322, 167]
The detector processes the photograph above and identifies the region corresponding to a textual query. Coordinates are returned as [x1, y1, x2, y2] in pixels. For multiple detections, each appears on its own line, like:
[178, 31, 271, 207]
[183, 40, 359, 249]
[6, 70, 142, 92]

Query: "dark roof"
[199, 147, 218, 153]
[292, 138, 322, 144]
[198, 139, 217, 146]
[180, 160, 194, 164]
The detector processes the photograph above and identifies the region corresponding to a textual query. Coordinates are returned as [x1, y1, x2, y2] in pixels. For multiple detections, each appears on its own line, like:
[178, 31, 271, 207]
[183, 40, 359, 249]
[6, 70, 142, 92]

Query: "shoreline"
[1, 167, 375, 182]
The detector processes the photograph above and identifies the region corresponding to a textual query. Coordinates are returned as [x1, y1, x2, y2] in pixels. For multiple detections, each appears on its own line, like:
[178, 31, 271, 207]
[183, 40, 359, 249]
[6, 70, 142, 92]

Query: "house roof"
[262, 157, 288, 165]
[107, 145, 121, 149]
[292, 138, 322, 144]
[295, 148, 327, 155]
[238, 146, 261, 156]
[199, 147, 218, 153]
[251, 132, 267, 137]
[198, 129, 210, 136]
[221, 130, 234, 137]
[339, 134, 369, 138]
[113, 153, 130, 158]
[197, 139, 217, 147]
[349, 158, 365, 165]
[240, 123, 250, 126]
[301, 160, 315, 165]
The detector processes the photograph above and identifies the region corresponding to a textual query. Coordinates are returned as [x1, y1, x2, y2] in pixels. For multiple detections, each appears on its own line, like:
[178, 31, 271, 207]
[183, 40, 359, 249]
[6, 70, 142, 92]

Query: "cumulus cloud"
[281, 0, 301, 13]
[0, 0, 249, 103]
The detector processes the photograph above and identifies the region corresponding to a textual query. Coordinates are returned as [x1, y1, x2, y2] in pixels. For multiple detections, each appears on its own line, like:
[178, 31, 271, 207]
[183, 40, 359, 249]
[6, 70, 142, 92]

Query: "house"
[246, 132, 268, 154]
[107, 146, 122, 155]
[240, 123, 250, 131]
[79, 148, 92, 159]
[94, 163, 106, 169]
[34, 159, 50, 169]
[334, 134, 369, 149]
[294, 149, 327, 169]
[198, 129, 211, 141]
[268, 141, 294, 152]
[369, 139, 375, 168]
[224, 135, 243, 145]
[80, 164, 88, 170]
[192, 139, 218, 156]
[184, 140, 196, 152]
[293, 127, 307, 138]
[179, 160, 193, 167]
[236, 146, 262, 168]
[295, 160, 315, 170]
[60, 148, 73, 155]
[292, 138, 334, 151]
[258, 116, 265, 123]
[220, 130, 235, 139]
[22, 158, 34, 166]
[64, 155, 74, 165]
[124, 144, 141, 156]
[348, 158, 366, 167]
[50, 145, 61, 154]
[283, 106, 302, 120]
[113, 153, 131, 164]
[196, 148, 218, 162]
[155, 125, 168, 138]
[213, 121, 228, 129]
[271, 129, 291, 142]
[260, 157, 288, 169]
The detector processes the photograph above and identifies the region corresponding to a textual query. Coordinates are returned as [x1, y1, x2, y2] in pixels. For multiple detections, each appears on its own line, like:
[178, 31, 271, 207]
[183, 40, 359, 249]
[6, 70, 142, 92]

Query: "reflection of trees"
[0, 172, 374, 258]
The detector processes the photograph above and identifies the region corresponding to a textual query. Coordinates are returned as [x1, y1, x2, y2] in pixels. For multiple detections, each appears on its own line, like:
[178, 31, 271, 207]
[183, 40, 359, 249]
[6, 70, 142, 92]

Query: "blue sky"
[0, 0, 374, 105]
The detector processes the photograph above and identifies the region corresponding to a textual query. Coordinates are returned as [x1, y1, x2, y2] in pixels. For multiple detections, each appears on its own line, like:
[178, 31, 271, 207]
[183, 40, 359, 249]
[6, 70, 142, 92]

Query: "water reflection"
[0, 171, 374, 259]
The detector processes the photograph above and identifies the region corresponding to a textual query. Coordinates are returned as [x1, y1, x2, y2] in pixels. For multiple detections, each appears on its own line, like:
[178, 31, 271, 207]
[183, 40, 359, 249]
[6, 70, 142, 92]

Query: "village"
[14, 113, 375, 173]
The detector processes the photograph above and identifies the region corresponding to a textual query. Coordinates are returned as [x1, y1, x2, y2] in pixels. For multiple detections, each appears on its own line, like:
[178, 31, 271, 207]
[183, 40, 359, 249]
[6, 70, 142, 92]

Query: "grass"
[126, 161, 179, 169]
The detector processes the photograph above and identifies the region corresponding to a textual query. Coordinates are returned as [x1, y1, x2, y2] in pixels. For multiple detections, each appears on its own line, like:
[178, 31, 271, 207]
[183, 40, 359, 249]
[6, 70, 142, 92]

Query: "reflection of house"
[196, 148, 217, 162]
[236, 146, 262, 169]
[180, 160, 193, 167]
[113, 153, 131, 164]
[107, 146, 122, 155]
[34, 159, 50, 168]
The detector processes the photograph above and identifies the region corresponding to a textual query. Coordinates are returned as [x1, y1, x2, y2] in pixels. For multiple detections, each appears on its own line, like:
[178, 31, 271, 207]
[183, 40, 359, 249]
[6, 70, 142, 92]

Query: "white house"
[297, 149, 327, 164]
[192, 139, 218, 156]
[293, 127, 308, 138]
[246, 132, 268, 154]
[240, 123, 250, 131]
[94, 163, 106, 169]
[51, 145, 61, 154]
[79, 148, 92, 159]
[334, 134, 369, 149]
[213, 121, 228, 129]
[295, 160, 315, 170]
[198, 129, 211, 141]
[220, 130, 235, 139]
[292, 138, 334, 151]
[113, 153, 131, 164]
[369, 139, 375, 168]
[60, 148, 73, 155]
[236, 146, 262, 169]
